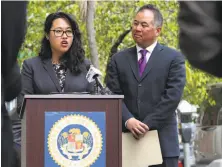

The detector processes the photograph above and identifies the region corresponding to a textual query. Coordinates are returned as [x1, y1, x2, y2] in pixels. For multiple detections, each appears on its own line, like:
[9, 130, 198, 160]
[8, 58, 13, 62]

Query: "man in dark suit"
[178, 1, 222, 77]
[106, 4, 186, 167]
[1, 1, 27, 167]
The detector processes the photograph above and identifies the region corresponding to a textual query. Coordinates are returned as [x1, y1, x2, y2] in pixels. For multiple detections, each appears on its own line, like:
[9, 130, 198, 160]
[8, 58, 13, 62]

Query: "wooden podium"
[21, 94, 123, 167]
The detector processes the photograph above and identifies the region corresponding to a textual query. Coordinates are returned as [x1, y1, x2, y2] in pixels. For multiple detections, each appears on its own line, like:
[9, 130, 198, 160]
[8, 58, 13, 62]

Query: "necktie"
[138, 49, 148, 77]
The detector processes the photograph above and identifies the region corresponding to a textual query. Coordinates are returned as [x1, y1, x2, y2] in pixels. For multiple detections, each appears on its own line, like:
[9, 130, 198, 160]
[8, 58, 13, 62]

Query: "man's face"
[132, 9, 161, 48]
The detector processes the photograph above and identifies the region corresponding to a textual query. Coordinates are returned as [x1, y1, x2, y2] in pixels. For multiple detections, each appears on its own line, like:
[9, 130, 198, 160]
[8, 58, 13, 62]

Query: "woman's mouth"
[61, 41, 68, 47]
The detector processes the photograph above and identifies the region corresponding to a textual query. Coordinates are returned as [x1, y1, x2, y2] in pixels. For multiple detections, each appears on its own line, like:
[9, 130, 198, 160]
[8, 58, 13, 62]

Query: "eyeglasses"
[50, 29, 74, 37]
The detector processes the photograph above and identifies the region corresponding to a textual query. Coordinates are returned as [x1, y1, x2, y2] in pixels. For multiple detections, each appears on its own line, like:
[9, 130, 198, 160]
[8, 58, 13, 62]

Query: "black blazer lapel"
[140, 43, 163, 81]
[127, 46, 140, 82]
[42, 59, 61, 92]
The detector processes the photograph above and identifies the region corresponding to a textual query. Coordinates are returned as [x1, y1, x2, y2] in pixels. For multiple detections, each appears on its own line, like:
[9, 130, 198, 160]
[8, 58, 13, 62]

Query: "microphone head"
[86, 65, 102, 83]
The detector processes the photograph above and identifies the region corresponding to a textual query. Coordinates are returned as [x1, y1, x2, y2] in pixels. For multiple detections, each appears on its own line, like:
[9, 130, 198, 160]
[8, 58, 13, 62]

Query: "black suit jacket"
[17, 56, 93, 110]
[178, 1, 222, 77]
[106, 43, 186, 157]
[1, 2, 27, 167]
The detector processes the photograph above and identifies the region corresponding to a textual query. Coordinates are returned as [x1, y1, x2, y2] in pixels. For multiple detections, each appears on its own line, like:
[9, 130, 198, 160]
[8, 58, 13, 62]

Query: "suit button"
[138, 84, 142, 87]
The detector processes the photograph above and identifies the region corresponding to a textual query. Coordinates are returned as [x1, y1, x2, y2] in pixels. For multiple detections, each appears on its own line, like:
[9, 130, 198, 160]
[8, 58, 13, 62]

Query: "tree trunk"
[86, 1, 99, 69]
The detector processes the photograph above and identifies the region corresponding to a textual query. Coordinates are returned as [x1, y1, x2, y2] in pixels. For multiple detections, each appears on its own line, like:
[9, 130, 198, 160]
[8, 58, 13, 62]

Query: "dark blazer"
[106, 43, 186, 157]
[17, 56, 93, 110]
[178, 1, 222, 77]
[2, 2, 27, 167]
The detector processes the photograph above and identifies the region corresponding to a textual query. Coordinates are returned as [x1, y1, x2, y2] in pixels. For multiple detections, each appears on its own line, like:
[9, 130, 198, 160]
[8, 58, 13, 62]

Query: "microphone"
[86, 65, 102, 83]
[86, 65, 104, 93]
[86, 65, 112, 95]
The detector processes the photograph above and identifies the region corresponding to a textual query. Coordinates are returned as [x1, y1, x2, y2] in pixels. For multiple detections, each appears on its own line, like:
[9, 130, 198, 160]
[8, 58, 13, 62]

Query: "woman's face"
[48, 18, 74, 56]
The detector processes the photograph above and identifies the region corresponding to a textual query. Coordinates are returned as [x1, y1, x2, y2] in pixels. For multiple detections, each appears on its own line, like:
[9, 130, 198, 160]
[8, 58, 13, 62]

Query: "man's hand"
[126, 118, 149, 139]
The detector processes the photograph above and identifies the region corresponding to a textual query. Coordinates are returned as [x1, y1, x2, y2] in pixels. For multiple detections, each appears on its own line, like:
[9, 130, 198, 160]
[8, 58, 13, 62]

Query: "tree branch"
[56, 1, 76, 12]
[109, 27, 131, 58]
[104, 27, 131, 82]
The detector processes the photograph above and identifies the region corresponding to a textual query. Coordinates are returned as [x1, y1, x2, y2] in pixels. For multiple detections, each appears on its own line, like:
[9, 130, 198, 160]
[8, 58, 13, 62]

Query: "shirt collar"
[136, 41, 157, 54]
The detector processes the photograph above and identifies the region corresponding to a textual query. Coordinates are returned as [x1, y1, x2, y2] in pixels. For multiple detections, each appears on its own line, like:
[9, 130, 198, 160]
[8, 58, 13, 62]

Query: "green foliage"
[184, 62, 222, 106]
[18, 1, 222, 107]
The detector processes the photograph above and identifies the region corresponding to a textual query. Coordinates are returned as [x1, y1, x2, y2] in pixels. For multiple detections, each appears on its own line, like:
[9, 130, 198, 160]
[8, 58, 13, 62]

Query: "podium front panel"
[22, 96, 122, 167]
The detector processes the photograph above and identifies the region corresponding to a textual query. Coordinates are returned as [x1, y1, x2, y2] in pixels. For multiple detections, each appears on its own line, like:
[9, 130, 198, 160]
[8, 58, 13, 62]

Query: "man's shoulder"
[160, 44, 183, 58]
[161, 44, 180, 54]
[112, 46, 136, 59]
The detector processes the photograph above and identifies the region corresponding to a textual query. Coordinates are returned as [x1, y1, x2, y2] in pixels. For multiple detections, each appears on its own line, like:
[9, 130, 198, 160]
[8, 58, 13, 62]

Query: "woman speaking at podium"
[17, 12, 93, 110]
[15, 12, 93, 162]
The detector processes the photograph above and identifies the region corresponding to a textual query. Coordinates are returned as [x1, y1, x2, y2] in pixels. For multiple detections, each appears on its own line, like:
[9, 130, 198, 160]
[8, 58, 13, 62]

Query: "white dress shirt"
[136, 41, 157, 63]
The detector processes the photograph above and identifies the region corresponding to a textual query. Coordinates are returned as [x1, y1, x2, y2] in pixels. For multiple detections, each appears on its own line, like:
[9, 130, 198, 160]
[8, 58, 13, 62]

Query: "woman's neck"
[52, 53, 62, 64]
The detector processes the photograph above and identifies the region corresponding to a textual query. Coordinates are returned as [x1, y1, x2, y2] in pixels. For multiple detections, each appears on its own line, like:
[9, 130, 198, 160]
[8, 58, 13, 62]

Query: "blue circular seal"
[48, 115, 103, 167]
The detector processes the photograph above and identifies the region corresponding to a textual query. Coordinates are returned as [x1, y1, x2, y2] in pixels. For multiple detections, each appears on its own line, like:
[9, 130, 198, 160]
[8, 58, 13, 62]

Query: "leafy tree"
[18, 1, 222, 106]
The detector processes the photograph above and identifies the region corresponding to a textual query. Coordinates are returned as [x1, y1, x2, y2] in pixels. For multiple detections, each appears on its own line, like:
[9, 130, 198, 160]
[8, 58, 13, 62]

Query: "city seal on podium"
[47, 114, 103, 167]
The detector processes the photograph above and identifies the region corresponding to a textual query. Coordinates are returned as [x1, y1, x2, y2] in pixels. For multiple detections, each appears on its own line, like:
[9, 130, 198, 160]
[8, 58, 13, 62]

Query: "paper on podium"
[122, 130, 162, 167]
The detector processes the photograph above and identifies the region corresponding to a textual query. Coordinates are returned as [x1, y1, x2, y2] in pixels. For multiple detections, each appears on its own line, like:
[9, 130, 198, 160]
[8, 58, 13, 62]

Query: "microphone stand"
[92, 76, 113, 95]
[93, 77, 100, 94]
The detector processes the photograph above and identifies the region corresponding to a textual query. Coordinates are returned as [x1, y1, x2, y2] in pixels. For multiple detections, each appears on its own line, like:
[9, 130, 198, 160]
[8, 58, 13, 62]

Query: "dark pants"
[150, 157, 178, 167]
[1, 105, 19, 167]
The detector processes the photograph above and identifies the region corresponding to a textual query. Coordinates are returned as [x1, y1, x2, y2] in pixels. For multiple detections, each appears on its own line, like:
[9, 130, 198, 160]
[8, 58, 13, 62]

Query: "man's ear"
[156, 27, 162, 36]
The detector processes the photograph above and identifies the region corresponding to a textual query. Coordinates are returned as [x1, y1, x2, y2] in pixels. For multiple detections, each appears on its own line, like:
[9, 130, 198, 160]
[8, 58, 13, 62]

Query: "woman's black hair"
[39, 12, 85, 74]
